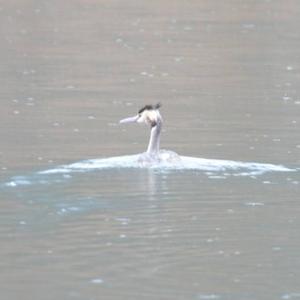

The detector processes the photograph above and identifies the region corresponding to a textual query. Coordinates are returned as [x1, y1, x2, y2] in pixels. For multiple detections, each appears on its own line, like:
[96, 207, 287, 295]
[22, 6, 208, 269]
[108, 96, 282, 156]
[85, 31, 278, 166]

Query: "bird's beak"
[119, 115, 139, 124]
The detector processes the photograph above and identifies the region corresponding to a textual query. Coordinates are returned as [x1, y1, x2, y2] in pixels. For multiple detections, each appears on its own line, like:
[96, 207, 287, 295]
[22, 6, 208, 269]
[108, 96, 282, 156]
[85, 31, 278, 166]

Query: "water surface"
[0, 1, 300, 299]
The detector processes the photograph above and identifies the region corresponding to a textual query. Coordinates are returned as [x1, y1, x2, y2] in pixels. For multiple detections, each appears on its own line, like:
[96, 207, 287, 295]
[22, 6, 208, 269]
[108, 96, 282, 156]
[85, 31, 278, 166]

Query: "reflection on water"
[1, 0, 300, 299]
[1, 164, 299, 300]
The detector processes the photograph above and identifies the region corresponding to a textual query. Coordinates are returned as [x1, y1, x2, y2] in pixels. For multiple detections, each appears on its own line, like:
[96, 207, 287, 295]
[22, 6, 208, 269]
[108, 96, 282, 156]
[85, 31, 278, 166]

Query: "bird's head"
[120, 103, 162, 127]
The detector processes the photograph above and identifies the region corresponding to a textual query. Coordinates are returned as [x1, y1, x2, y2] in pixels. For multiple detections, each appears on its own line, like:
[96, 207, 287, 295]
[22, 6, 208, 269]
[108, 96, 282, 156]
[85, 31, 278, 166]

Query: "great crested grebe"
[34, 104, 293, 176]
[120, 104, 180, 165]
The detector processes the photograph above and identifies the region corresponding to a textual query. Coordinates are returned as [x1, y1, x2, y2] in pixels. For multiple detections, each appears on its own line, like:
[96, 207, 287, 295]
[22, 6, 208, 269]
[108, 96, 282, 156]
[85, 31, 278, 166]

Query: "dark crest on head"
[138, 103, 161, 114]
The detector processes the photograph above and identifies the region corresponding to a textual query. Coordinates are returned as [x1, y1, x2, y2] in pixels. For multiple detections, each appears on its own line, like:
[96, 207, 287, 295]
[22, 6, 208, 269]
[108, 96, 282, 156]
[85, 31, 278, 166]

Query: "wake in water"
[37, 151, 293, 175]
[4, 151, 293, 188]
[3, 104, 296, 187]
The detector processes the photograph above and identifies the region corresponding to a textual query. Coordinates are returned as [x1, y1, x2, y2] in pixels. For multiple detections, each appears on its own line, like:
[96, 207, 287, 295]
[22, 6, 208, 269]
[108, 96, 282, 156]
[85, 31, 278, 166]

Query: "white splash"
[3, 151, 295, 188]
[39, 150, 293, 176]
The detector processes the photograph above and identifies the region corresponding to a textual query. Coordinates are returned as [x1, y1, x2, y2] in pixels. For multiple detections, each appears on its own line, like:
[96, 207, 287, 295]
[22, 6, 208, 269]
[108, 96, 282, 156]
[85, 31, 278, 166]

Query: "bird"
[38, 104, 293, 175]
[119, 103, 181, 165]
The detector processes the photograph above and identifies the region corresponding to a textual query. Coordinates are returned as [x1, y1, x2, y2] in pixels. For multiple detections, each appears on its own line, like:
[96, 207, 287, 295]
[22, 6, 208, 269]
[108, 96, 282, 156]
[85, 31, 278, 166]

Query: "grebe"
[120, 104, 180, 165]
[33, 104, 293, 176]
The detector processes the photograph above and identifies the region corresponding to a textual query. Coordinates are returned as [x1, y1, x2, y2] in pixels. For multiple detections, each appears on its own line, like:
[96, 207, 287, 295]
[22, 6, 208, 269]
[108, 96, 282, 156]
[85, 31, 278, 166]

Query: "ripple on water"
[5, 178, 31, 187]
[197, 294, 221, 299]
[90, 278, 104, 284]
[245, 202, 265, 206]
[281, 293, 300, 299]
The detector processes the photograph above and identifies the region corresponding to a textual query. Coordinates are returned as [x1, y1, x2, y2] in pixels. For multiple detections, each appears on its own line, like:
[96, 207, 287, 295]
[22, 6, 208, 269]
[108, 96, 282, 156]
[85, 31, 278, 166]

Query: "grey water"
[1, 1, 300, 300]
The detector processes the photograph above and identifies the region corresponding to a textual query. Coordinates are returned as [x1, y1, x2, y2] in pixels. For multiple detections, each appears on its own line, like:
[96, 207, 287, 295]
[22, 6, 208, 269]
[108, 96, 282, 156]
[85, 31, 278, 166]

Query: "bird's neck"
[146, 120, 161, 156]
